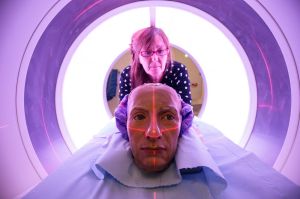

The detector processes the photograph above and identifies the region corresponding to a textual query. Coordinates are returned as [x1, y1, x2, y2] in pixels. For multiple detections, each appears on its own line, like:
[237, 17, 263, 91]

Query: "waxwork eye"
[134, 114, 146, 120]
[162, 114, 175, 121]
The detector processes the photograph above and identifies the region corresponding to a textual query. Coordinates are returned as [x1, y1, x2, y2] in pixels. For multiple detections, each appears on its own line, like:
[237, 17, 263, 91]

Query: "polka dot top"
[119, 61, 192, 104]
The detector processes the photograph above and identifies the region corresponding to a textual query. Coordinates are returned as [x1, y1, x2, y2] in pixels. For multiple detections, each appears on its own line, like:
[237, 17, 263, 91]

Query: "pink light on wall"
[40, 98, 62, 164]
[253, 36, 274, 109]
[74, 0, 104, 21]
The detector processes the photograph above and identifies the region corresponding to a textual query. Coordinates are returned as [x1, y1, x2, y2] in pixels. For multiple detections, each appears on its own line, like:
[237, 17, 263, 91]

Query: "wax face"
[127, 85, 181, 173]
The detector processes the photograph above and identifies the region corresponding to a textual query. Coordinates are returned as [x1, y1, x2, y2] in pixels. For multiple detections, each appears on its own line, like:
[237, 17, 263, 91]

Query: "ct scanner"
[0, 0, 299, 198]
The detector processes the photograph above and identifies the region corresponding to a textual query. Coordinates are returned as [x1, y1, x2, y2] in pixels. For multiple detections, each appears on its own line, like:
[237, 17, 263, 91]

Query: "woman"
[119, 26, 192, 104]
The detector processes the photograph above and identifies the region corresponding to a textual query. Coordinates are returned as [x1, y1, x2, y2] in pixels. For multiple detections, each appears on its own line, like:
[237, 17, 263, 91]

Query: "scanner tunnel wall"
[0, 0, 299, 198]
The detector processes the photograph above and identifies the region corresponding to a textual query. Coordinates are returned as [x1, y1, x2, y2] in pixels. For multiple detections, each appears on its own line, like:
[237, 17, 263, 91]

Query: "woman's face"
[138, 35, 169, 82]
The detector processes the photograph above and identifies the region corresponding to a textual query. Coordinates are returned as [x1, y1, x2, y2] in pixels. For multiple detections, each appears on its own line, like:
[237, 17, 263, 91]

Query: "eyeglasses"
[140, 48, 169, 57]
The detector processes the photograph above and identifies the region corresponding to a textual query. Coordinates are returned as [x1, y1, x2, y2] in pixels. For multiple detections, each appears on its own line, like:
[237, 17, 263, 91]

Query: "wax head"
[127, 84, 182, 173]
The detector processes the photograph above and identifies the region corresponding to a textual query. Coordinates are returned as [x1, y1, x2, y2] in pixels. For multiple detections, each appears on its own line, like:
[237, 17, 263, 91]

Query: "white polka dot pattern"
[119, 61, 192, 104]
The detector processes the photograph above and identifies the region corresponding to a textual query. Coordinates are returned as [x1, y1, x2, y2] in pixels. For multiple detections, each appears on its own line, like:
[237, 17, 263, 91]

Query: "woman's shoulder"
[120, 65, 131, 77]
[121, 65, 131, 73]
[170, 61, 187, 71]
[168, 62, 189, 78]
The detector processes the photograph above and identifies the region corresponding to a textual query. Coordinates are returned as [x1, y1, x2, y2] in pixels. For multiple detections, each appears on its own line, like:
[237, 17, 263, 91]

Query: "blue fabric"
[92, 129, 225, 190]
[23, 119, 300, 199]
[106, 69, 118, 101]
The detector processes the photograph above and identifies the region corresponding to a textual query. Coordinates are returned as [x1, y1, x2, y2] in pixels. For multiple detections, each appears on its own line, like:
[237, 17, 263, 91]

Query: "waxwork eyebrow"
[129, 107, 149, 115]
[129, 106, 178, 114]
[158, 106, 179, 114]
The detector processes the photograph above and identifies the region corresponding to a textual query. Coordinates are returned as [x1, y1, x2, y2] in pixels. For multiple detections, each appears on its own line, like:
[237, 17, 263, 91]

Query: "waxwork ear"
[180, 100, 194, 136]
[114, 95, 129, 140]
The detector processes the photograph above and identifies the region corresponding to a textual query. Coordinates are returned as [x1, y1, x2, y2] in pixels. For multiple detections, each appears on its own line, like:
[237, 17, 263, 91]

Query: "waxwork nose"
[146, 121, 162, 139]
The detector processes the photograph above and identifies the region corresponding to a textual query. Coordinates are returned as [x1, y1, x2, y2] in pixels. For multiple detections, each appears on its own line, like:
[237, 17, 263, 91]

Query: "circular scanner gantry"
[16, 0, 298, 177]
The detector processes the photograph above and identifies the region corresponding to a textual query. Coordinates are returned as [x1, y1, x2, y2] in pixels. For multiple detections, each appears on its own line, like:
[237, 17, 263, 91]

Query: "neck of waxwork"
[134, 158, 170, 174]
